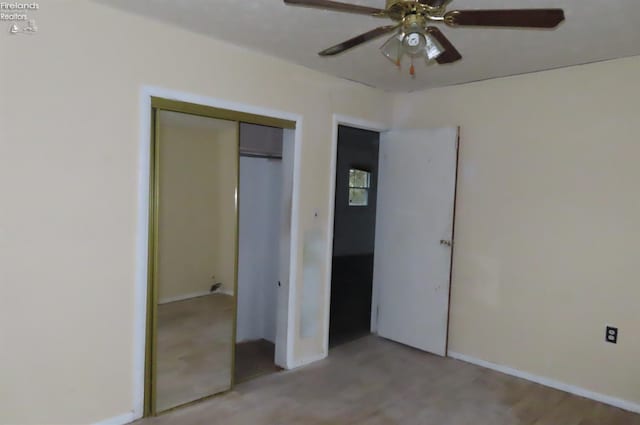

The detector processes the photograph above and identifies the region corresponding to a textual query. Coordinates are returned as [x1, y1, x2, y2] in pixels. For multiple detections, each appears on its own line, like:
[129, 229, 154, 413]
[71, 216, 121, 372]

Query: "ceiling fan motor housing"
[385, 0, 446, 21]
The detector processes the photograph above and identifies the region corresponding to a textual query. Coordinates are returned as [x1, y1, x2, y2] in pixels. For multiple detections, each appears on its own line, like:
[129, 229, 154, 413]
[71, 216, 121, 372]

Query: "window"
[348, 168, 371, 207]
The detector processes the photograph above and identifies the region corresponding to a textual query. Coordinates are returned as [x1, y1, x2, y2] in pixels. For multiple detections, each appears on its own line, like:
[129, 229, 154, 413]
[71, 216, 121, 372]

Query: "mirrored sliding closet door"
[153, 110, 239, 413]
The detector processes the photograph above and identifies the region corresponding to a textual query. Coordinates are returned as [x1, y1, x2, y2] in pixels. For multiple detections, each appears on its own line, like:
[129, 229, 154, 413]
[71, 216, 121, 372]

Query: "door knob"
[440, 240, 452, 247]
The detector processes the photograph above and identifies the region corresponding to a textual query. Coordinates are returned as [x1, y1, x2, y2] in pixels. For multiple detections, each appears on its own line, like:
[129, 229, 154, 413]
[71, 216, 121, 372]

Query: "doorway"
[235, 123, 288, 383]
[143, 97, 297, 416]
[329, 125, 380, 348]
[327, 117, 459, 358]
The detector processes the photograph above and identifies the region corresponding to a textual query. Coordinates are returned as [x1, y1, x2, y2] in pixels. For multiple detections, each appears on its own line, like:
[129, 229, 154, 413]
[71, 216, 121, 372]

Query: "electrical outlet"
[606, 326, 618, 344]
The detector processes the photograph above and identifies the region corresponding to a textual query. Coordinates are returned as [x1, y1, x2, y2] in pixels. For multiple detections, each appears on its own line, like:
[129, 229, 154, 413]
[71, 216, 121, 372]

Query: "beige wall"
[157, 111, 237, 302]
[393, 56, 640, 406]
[0, 1, 392, 424]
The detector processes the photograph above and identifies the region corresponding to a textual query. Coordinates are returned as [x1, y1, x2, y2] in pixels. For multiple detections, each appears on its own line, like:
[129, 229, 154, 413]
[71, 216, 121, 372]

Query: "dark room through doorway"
[329, 125, 380, 348]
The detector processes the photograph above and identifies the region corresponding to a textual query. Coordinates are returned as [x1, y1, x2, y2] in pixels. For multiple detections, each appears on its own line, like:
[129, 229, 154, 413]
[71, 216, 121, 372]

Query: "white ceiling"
[96, 0, 640, 92]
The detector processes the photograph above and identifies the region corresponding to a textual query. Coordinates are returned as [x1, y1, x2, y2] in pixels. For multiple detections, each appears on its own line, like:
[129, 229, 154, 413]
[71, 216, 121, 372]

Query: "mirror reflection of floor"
[235, 339, 280, 384]
[156, 293, 234, 412]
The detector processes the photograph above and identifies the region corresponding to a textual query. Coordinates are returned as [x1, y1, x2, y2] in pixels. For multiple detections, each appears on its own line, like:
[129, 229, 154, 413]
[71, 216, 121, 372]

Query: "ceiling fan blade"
[426, 27, 462, 64]
[284, 0, 386, 16]
[445, 9, 565, 28]
[319, 25, 398, 56]
[418, 0, 452, 8]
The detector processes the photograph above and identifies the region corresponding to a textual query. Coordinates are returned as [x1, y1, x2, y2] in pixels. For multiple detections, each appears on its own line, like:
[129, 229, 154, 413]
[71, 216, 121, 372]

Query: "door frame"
[324, 115, 389, 355]
[134, 86, 303, 419]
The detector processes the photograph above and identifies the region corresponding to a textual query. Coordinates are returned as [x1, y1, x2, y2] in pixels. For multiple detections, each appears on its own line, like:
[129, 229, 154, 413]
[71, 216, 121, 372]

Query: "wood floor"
[235, 339, 279, 384]
[139, 335, 640, 425]
[156, 294, 234, 412]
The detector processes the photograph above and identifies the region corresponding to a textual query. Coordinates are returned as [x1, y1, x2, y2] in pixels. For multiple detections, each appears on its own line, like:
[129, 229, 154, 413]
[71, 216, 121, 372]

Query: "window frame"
[348, 167, 371, 207]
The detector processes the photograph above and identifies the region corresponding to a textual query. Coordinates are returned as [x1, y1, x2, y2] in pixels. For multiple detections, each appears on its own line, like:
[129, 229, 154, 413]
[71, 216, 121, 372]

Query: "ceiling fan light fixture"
[424, 33, 444, 61]
[402, 31, 427, 56]
[380, 33, 404, 65]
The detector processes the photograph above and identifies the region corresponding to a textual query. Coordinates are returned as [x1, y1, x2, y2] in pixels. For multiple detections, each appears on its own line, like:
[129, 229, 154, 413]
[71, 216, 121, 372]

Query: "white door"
[373, 127, 458, 356]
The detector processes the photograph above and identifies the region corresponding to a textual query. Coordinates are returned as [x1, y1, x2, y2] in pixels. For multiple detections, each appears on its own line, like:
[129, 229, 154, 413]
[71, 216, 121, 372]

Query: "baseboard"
[448, 351, 640, 414]
[159, 290, 211, 304]
[92, 411, 138, 425]
[159, 289, 233, 304]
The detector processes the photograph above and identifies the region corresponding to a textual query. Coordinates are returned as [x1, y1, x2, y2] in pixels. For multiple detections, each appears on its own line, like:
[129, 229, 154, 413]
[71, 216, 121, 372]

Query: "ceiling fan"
[283, 0, 565, 76]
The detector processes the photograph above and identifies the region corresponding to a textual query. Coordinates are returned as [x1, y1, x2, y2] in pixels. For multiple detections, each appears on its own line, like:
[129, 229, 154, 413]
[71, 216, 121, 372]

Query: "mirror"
[154, 110, 238, 412]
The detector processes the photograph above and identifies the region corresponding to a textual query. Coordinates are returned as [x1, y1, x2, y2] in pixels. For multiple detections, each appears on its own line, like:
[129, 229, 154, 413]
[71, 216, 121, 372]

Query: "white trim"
[134, 86, 303, 419]
[92, 411, 137, 425]
[448, 351, 640, 414]
[143, 86, 302, 124]
[285, 126, 302, 370]
[132, 90, 152, 420]
[323, 115, 389, 355]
